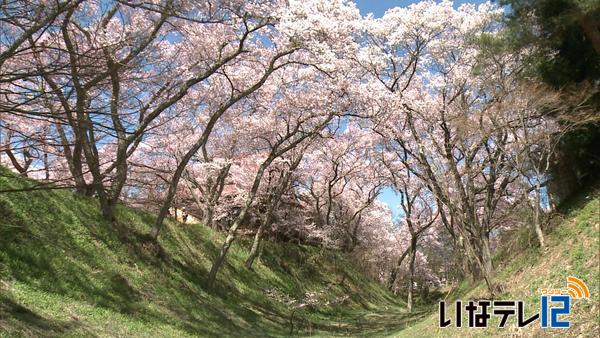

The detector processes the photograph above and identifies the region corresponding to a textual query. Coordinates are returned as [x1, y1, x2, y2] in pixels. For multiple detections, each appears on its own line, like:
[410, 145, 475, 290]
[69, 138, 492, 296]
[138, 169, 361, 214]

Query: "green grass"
[0, 167, 416, 337]
[393, 186, 600, 337]
[3, 167, 597, 337]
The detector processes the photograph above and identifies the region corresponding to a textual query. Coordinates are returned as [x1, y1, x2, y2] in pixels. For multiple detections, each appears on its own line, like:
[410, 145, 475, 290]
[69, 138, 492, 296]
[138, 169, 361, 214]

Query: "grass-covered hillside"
[395, 185, 600, 337]
[1, 166, 598, 337]
[0, 167, 419, 337]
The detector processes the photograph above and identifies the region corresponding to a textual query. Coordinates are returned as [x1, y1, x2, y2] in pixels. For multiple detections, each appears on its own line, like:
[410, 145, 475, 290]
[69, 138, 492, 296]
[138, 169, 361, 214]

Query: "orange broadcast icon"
[563, 276, 590, 299]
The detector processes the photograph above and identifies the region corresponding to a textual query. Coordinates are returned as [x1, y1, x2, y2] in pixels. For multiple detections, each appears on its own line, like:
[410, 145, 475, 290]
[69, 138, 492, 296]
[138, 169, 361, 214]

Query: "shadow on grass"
[0, 167, 416, 337]
[0, 295, 85, 337]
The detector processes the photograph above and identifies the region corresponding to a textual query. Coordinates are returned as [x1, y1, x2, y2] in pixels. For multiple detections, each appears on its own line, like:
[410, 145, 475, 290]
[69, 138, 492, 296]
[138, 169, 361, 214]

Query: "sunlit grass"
[393, 186, 599, 337]
[0, 167, 412, 337]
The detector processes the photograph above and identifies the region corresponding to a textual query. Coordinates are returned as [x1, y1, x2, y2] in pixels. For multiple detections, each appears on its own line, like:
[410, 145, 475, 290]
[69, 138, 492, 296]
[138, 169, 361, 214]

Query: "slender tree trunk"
[149, 49, 294, 240]
[533, 182, 545, 248]
[245, 155, 301, 270]
[453, 236, 468, 281]
[407, 236, 417, 312]
[388, 246, 410, 290]
[101, 149, 128, 221]
[244, 216, 267, 269]
[206, 232, 236, 287]
[149, 139, 206, 240]
[44, 153, 49, 181]
[206, 164, 268, 289]
[81, 126, 115, 221]
[206, 209, 248, 289]
[201, 177, 216, 227]
[79, 117, 112, 220]
[203, 163, 231, 228]
[53, 119, 88, 194]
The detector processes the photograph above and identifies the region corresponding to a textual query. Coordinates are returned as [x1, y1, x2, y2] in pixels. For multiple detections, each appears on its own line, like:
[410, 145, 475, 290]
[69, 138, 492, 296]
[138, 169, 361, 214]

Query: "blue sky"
[354, 0, 490, 220]
[354, 0, 490, 17]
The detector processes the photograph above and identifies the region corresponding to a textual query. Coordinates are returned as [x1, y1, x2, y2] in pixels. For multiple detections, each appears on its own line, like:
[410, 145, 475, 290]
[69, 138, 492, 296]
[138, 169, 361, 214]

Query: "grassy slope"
[2, 167, 597, 338]
[0, 167, 421, 337]
[395, 186, 600, 337]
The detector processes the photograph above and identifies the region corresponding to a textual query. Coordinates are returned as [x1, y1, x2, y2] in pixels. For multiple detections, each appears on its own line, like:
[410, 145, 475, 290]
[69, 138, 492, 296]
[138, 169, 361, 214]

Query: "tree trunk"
[101, 148, 128, 221]
[101, 200, 117, 221]
[149, 138, 207, 240]
[388, 246, 410, 290]
[206, 213, 245, 289]
[203, 163, 231, 228]
[459, 229, 495, 294]
[245, 155, 301, 270]
[533, 183, 545, 248]
[479, 233, 496, 296]
[454, 236, 468, 281]
[44, 153, 49, 181]
[79, 121, 113, 221]
[202, 206, 214, 229]
[206, 232, 236, 289]
[244, 217, 267, 269]
[407, 236, 417, 312]
[205, 163, 269, 289]
[149, 50, 295, 240]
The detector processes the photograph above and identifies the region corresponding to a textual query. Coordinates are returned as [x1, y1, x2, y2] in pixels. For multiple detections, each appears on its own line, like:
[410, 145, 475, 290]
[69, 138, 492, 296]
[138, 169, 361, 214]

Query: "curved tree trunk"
[149, 49, 296, 240]
[149, 146, 201, 239]
[206, 163, 269, 289]
[388, 246, 410, 290]
[245, 154, 302, 270]
[205, 163, 231, 228]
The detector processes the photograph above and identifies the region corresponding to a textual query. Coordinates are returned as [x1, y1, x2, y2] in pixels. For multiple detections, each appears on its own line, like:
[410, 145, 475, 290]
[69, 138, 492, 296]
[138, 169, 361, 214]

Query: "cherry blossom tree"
[0, 0, 83, 71]
[204, 65, 353, 288]
[1, 0, 580, 298]
[149, 0, 362, 239]
[243, 151, 304, 269]
[358, 1, 562, 294]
